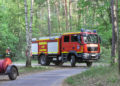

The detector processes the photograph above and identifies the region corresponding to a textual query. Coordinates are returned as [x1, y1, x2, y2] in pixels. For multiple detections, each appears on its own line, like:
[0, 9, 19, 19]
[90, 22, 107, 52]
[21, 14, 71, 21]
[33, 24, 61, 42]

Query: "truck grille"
[87, 47, 98, 51]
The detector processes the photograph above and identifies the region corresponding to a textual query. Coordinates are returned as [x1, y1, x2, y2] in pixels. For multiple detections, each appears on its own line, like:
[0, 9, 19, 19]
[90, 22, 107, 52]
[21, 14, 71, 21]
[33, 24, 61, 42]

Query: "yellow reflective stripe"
[39, 42, 47, 45]
[62, 52, 68, 53]
[62, 52, 83, 53]
[39, 38, 59, 41]
[38, 52, 47, 54]
[32, 52, 38, 54]
[80, 46, 83, 53]
[40, 49, 46, 51]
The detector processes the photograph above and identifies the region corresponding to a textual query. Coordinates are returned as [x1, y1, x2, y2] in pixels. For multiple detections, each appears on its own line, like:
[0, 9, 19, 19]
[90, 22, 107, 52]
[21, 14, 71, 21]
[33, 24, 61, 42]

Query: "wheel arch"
[5, 65, 19, 76]
[38, 53, 46, 64]
[67, 51, 77, 61]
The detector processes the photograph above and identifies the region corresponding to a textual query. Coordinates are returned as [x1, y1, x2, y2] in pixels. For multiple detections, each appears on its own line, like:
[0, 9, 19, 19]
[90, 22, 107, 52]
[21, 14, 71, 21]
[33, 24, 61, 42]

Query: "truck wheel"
[70, 55, 76, 67]
[40, 55, 47, 66]
[8, 67, 18, 80]
[86, 62, 92, 67]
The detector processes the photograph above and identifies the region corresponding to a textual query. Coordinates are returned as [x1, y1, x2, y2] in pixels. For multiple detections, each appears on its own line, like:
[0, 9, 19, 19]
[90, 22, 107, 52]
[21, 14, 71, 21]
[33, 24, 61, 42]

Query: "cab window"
[71, 35, 78, 42]
[64, 36, 69, 42]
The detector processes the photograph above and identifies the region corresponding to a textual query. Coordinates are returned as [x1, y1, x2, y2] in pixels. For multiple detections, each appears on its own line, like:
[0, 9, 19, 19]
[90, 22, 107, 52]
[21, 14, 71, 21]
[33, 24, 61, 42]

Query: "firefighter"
[5, 47, 12, 58]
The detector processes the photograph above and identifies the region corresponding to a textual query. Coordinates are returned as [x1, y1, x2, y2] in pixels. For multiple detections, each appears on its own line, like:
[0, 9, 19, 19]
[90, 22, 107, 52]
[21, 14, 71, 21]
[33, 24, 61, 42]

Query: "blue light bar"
[93, 30, 97, 33]
[85, 29, 91, 32]
[81, 29, 84, 32]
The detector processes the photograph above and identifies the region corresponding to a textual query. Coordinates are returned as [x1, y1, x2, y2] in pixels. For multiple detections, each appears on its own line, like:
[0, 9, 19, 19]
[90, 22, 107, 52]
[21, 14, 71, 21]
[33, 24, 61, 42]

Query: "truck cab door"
[61, 35, 70, 53]
[69, 35, 82, 53]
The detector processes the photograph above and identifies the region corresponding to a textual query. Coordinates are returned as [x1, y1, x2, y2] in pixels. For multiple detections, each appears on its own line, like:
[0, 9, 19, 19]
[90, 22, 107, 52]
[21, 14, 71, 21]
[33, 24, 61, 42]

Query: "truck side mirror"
[77, 35, 81, 43]
[98, 36, 101, 44]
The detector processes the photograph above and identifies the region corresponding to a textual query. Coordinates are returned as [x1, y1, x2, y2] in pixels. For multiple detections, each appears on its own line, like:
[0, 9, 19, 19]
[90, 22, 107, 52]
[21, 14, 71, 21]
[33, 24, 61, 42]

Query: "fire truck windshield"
[83, 34, 98, 44]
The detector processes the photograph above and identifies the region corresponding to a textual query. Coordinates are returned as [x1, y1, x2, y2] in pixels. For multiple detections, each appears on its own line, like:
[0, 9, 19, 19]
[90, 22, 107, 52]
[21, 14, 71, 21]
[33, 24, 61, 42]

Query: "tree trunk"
[69, 0, 72, 31]
[64, 0, 69, 31]
[47, 0, 51, 37]
[25, 0, 34, 67]
[111, 0, 118, 65]
[24, 0, 29, 46]
[55, 1, 61, 32]
[115, 0, 120, 74]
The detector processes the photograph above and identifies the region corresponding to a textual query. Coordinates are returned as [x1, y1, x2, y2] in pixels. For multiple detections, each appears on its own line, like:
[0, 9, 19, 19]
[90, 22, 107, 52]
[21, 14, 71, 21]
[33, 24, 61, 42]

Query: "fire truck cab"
[32, 29, 101, 67]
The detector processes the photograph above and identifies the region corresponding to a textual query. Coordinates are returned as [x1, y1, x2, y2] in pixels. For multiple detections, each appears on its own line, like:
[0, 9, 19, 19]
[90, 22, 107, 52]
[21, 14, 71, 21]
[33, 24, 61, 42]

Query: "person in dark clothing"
[5, 47, 12, 58]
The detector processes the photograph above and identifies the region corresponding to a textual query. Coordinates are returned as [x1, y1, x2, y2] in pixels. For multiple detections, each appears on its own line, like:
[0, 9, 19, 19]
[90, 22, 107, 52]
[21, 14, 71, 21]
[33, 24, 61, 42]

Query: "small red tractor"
[0, 57, 19, 80]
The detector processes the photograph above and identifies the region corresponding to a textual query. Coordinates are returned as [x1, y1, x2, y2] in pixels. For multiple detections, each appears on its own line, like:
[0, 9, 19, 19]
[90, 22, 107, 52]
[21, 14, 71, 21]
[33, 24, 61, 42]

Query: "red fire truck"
[32, 29, 101, 67]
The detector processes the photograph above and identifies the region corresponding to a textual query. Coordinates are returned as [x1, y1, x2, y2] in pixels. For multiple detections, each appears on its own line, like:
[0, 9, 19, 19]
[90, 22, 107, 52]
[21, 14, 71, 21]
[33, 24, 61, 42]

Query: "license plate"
[91, 54, 96, 56]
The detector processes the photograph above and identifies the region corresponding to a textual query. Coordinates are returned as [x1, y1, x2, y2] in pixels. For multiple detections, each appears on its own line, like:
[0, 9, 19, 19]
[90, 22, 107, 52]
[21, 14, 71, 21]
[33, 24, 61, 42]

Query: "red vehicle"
[0, 58, 19, 80]
[32, 29, 101, 67]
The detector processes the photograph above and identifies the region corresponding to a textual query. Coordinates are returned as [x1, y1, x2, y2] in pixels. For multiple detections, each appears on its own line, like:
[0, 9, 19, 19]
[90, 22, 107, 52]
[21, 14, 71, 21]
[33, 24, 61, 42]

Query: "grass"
[18, 66, 52, 75]
[13, 59, 38, 64]
[98, 46, 111, 63]
[65, 64, 120, 86]
[13, 59, 54, 75]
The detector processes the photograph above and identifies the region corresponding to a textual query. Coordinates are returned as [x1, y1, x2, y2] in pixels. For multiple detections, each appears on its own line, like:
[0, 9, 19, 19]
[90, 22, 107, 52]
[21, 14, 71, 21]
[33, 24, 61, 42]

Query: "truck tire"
[86, 62, 92, 67]
[40, 55, 50, 66]
[8, 66, 18, 80]
[70, 55, 76, 67]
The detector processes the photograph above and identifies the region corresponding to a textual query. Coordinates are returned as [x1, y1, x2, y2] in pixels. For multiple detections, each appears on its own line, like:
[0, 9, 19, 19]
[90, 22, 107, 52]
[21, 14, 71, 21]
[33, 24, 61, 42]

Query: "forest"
[0, 0, 119, 61]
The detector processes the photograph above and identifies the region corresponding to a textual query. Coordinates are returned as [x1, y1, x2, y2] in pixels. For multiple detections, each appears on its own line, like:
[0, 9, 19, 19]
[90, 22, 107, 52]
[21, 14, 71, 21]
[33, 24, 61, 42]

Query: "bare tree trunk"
[111, 0, 115, 64]
[115, 0, 120, 74]
[92, 5, 96, 27]
[24, 0, 30, 67]
[24, 0, 29, 46]
[24, 0, 34, 67]
[111, 0, 118, 65]
[77, 2, 81, 29]
[64, 0, 69, 31]
[69, 0, 72, 31]
[47, 0, 51, 37]
[55, 1, 61, 32]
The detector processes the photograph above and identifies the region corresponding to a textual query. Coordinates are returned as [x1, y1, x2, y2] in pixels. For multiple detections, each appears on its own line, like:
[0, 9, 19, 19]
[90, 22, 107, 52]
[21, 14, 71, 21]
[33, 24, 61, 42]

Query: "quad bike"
[0, 57, 19, 80]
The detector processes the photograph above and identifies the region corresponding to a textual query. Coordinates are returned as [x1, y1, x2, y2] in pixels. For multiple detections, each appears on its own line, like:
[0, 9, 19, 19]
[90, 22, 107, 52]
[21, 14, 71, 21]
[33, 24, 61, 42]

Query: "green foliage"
[78, 0, 112, 47]
[99, 46, 111, 63]
[65, 65, 120, 86]
[0, 0, 119, 61]
[0, 0, 25, 59]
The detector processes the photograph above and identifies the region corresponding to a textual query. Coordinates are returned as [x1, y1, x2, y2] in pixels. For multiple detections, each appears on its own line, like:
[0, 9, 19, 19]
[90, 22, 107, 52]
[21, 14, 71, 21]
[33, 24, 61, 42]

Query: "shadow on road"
[47, 63, 88, 69]
[0, 79, 9, 81]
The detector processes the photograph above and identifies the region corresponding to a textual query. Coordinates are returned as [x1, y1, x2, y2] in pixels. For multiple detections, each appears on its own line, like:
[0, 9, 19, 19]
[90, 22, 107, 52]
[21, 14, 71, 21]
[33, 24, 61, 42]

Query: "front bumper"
[81, 53, 100, 60]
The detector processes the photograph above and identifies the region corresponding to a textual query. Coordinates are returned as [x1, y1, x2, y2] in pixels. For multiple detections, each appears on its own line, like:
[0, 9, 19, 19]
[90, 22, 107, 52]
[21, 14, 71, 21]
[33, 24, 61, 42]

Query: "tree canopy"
[0, 0, 119, 60]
